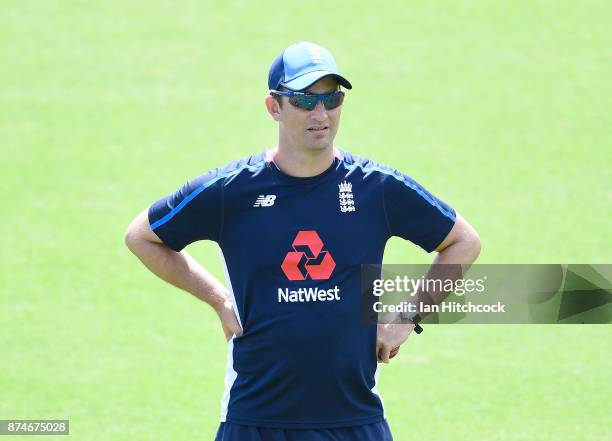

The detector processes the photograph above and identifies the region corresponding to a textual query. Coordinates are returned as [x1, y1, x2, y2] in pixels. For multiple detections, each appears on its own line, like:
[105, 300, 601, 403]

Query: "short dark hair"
[272, 86, 288, 108]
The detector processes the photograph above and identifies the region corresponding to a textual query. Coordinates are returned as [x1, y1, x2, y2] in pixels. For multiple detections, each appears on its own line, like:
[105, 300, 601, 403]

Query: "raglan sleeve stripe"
[148, 169, 223, 251]
[382, 170, 456, 252]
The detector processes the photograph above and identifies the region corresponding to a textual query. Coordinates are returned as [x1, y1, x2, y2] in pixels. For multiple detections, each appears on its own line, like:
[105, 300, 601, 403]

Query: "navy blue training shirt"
[148, 148, 456, 429]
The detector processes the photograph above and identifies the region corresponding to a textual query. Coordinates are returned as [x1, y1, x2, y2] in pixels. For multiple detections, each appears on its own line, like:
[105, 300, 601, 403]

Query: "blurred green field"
[1, 1, 610, 440]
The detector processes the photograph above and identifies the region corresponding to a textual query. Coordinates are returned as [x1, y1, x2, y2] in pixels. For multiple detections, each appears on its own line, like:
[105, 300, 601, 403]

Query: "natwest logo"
[281, 230, 336, 281]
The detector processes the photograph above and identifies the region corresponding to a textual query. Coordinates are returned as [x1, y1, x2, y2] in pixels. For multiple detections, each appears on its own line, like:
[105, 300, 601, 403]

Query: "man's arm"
[376, 213, 481, 363]
[434, 213, 481, 267]
[124, 209, 242, 340]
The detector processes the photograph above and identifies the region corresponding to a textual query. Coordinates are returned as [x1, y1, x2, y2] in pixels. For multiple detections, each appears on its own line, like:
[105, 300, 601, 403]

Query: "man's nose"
[311, 101, 328, 120]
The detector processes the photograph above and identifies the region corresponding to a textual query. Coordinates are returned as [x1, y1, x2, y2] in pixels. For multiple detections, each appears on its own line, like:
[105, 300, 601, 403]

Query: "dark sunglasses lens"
[289, 95, 317, 110]
[323, 92, 344, 110]
[288, 92, 344, 111]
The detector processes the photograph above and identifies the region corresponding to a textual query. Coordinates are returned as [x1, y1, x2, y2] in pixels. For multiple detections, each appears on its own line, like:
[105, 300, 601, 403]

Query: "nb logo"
[253, 195, 276, 207]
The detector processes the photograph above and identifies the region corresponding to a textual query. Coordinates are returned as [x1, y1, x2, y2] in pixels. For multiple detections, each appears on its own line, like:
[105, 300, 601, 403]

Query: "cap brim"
[282, 71, 352, 91]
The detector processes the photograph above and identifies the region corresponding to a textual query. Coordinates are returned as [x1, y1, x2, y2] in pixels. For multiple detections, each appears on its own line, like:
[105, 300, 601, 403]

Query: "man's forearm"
[125, 238, 229, 309]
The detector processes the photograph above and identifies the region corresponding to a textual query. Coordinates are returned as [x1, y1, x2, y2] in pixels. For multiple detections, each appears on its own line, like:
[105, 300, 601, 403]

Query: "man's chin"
[304, 138, 333, 151]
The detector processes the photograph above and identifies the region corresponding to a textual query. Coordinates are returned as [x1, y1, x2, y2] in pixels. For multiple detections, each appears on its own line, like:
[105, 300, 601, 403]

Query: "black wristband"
[399, 311, 423, 334]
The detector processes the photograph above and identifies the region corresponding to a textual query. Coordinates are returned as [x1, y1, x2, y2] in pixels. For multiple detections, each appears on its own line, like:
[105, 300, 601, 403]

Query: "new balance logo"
[253, 195, 276, 207]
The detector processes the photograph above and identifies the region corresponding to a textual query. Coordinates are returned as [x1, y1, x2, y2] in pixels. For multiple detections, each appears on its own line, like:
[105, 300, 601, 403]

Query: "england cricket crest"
[307, 45, 323, 64]
[338, 181, 356, 213]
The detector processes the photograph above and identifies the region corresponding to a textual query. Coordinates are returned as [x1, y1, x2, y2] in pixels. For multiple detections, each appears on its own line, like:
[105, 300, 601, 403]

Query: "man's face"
[270, 76, 343, 151]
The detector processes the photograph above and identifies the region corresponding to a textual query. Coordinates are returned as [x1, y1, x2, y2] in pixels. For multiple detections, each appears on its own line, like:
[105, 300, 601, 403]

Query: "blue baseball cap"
[268, 42, 352, 92]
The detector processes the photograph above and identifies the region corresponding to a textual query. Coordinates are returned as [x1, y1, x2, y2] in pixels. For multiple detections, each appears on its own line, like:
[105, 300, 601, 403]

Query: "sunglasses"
[269, 90, 345, 111]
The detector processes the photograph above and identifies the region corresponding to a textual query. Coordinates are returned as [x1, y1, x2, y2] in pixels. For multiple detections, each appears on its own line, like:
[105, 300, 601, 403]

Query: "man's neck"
[271, 145, 335, 178]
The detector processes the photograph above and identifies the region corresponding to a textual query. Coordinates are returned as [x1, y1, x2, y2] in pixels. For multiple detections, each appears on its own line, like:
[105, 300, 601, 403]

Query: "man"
[125, 41, 481, 440]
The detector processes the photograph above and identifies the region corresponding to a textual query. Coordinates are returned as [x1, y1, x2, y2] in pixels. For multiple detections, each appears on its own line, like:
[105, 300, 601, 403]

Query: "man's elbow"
[124, 216, 147, 254]
[124, 210, 165, 254]
[464, 229, 482, 262]
[124, 224, 140, 253]
[448, 218, 482, 262]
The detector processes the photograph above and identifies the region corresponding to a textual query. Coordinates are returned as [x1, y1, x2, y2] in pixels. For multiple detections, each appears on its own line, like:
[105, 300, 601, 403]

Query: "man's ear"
[265, 95, 282, 122]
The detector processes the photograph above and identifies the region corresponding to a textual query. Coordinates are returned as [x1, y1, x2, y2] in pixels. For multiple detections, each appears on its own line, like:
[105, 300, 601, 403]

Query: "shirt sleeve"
[147, 169, 223, 251]
[382, 170, 456, 252]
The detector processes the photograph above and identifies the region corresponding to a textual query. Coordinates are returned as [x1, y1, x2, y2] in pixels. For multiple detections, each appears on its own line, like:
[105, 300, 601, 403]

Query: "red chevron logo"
[281, 230, 336, 281]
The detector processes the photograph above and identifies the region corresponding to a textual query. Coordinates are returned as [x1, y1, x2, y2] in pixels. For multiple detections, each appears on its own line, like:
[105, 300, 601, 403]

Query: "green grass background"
[1, 1, 610, 440]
